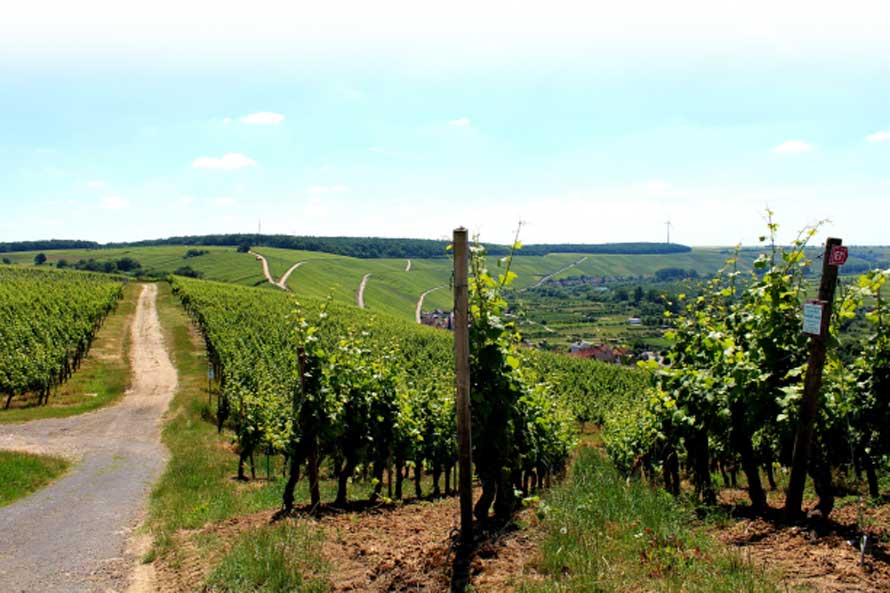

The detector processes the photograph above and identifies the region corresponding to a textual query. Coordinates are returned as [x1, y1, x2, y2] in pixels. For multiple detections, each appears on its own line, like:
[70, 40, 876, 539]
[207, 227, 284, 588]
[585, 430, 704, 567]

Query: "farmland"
[1, 237, 889, 592]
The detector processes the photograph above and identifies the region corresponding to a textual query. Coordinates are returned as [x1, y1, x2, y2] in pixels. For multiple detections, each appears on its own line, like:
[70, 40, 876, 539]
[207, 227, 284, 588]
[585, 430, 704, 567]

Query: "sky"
[1, 0, 889, 246]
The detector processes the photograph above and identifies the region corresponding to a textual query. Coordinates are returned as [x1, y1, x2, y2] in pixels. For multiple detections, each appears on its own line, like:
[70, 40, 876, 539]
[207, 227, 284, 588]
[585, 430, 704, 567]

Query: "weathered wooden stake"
[453, 227, 474, 547]
[785, 237, 842, 519]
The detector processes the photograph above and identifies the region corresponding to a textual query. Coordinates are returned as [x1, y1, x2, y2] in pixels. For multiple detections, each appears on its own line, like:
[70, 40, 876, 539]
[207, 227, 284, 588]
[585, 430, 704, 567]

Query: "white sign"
[803, 302, 823, 336]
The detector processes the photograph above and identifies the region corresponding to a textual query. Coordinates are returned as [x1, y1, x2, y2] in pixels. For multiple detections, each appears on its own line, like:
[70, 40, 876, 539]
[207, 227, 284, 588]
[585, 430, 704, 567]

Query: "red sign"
[829, 245, 848, 266]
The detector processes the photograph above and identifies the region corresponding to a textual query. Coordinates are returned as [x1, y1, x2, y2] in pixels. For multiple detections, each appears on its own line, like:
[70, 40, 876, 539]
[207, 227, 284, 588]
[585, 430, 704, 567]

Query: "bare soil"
[717, 488, 890, 592]
[155, 495, 542, 593]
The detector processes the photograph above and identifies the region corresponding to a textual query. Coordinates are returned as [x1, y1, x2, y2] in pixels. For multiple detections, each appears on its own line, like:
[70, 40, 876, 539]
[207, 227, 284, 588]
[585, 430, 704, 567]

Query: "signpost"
[785, 237, 842, 519]
[802, 301, 825, 336]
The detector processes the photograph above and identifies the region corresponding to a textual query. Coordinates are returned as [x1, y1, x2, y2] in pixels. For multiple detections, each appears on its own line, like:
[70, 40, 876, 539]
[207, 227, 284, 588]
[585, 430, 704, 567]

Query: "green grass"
[204, 522, 329, 593]
[520, 448, 778, 593]
[0, 282, 138, 423]
[0, 450, 70, 507]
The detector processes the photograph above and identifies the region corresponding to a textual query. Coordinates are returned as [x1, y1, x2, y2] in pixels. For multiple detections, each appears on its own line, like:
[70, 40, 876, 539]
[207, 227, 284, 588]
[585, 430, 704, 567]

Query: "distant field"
[5, 244, 887, 324]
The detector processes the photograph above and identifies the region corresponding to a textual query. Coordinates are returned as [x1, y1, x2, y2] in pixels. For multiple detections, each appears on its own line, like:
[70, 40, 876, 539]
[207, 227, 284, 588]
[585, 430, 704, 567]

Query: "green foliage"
[466, 237, 576, 522]
[598, 215, 890, 513]
[0, 266, 123, 409]
[170, 265, 578, 512]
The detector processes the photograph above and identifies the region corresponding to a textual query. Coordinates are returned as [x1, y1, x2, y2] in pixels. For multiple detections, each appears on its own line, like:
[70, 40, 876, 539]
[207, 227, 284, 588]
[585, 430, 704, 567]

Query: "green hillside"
[5, 243, 888, 324]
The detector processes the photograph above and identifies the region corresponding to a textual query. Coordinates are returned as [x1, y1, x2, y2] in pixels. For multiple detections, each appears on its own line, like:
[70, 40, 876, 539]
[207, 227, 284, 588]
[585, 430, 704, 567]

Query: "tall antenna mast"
[665, 220, 672, 244]
[258, 220, 262, 235]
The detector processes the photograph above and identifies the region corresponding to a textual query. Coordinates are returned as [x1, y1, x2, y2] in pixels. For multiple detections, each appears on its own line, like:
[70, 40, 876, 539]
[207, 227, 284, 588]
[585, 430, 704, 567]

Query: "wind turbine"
[665, 220, 672, 244]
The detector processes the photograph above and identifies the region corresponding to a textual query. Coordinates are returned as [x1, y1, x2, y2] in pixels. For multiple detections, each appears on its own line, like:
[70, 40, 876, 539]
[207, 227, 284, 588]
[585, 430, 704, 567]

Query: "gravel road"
[0, 284, 177, 593]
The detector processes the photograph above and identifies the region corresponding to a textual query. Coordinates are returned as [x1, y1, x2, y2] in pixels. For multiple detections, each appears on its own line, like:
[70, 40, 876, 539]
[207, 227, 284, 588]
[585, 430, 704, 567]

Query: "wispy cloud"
[240, 112, 285, 125]
[772, 140, 814, 154]
[210, 196, 236, 206]
[87, 180, 106, 189]
[192, 153, 256, 170]
[180, 195, 195, 205]
[222, 117, 232, 125]
[102, 195, 128, 209]
[308, 185, 350, 195]
[866, 130, 890, 143]
[448, 117, 471, 127]
[368, 147, 386, 153]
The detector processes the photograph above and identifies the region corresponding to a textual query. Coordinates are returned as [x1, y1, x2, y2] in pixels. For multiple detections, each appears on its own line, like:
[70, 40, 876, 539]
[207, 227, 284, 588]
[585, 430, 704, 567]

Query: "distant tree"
[614, 288, 629, 302]
[1, 257, 11, 265]
[173, 265, 202, 278]
[56, 259, 69, 269]
[115, 257, 141, 272]
[184, 249, 209, 258]
[633, 285, 644, 304]
[34, 253, 47, 265]
[236, 243, 251, 253]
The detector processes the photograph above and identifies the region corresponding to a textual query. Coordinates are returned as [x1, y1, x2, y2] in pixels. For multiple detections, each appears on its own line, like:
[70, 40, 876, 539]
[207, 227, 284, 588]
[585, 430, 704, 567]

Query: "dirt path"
[251, 251, 276, 285]
[416, 286, 446, 323]
[523, 256, 589, 291]
[405, 259, 412, 272]
[357, 273, 371, 309]
[277, 261, 305, 289]
[250, 251, 303, 291]
[0, 284, 177, 593]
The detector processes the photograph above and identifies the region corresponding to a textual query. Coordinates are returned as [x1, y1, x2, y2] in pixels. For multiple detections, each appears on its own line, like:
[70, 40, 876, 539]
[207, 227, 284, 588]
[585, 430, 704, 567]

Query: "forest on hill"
[0, 235, 692, 259]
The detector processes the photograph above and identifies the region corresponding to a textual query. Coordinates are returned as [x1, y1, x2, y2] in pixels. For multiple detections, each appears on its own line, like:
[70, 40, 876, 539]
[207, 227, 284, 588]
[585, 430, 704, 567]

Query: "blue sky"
[2, 0, 889, 246]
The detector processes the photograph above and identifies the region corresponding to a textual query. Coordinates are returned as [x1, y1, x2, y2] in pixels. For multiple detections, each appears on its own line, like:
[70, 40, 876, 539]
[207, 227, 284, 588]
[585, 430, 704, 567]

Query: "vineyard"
[169, 259, 598, 513]
[3, 234, 889, 592]
[0, 266, 123, 410]
[597, 226, 890, 522]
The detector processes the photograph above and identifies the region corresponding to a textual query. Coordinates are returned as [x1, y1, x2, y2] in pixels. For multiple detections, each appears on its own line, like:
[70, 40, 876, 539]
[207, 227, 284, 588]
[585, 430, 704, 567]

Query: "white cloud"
[87, 180, 106, 189]
[240, 112, 285, 125]
[102, 195, 128, 209]
[368, 146, 386, 153]
[180, 195, 195, 205]
[866, 130, 890, 143]
[192, 153, 257, 170]
[772, 140, 814, 154]
[449, 117, 471, 127]
[210, 196, 236, 206]
[308, 184, 350, 194]
[222, 117, 232, 125]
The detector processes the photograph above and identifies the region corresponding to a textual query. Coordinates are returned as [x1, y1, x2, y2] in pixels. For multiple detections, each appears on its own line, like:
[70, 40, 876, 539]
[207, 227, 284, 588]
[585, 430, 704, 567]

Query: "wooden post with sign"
[453, 227, 474, 547]
[785, 237, 842, 519]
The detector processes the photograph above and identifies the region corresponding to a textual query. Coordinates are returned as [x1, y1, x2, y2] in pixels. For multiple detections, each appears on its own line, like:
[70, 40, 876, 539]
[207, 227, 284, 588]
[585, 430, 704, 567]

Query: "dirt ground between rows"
[154, 494, 543, 593]
[153, 482, 890, 593]
[717, 488, 890, 593]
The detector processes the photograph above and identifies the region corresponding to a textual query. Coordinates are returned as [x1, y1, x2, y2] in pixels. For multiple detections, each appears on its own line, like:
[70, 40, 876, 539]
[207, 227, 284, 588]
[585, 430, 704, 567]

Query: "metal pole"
[453, 227, 474, 547]
[785, 237, 842, 519]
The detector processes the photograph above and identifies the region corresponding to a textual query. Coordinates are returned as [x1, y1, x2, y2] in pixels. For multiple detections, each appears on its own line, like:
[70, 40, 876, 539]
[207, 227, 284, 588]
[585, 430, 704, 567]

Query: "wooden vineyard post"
[298, 347, 321, 509]
[453, 227, 474, 547]
[785, 237, 842, 519]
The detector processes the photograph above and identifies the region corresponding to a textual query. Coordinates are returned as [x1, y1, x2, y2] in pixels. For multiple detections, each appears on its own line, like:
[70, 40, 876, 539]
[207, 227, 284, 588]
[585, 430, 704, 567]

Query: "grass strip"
[520, 447, 778, 593]
[203, 522, 329, 593]
[0, 450, 70, 507]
